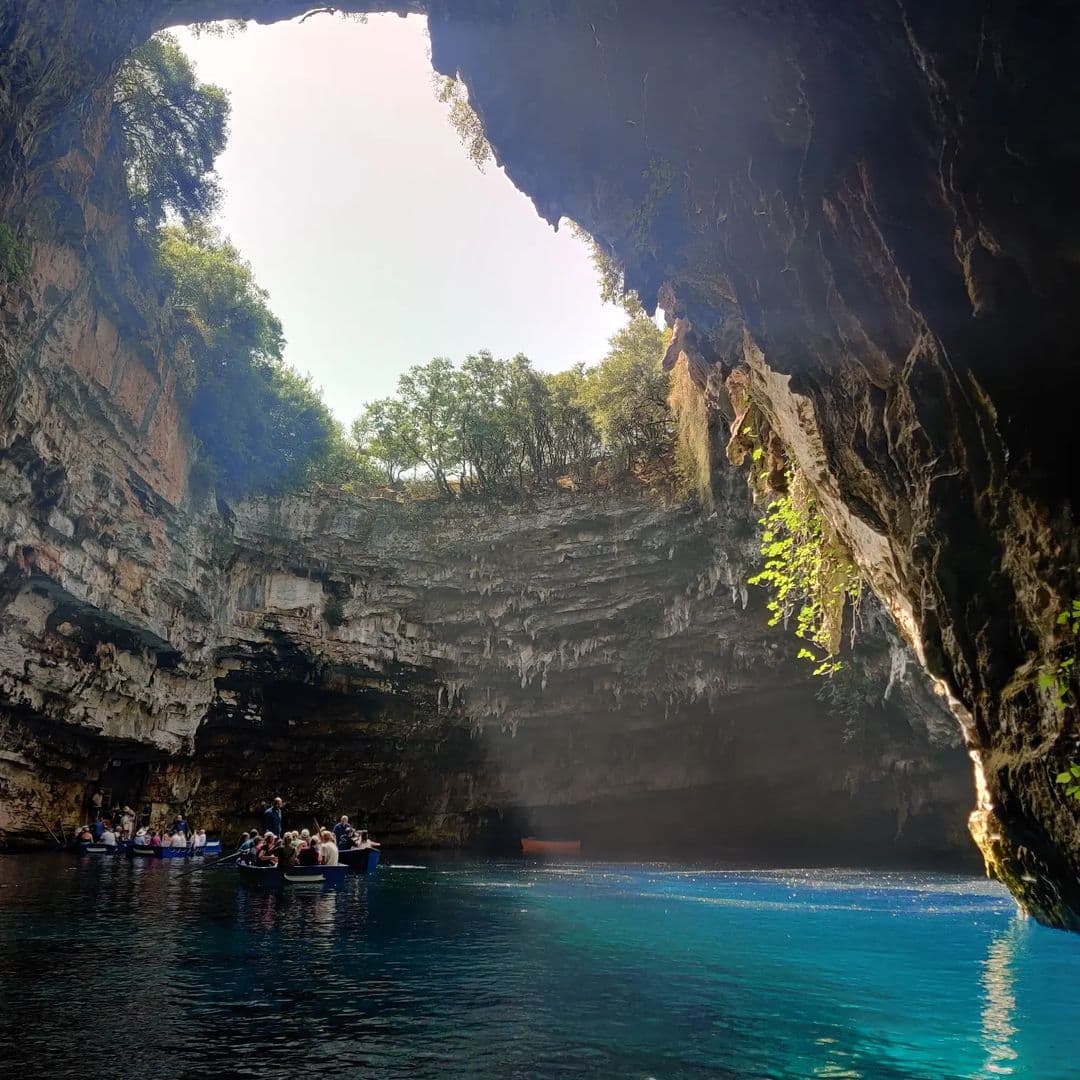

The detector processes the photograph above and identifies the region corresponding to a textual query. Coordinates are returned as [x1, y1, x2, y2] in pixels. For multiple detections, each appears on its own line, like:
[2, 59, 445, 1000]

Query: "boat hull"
[520, 838, 582, 856]
[78, 842, 117, 855]
[338, 847, 380, 873]
[237, 862, 348, 888]
[127, 844, 162, 858]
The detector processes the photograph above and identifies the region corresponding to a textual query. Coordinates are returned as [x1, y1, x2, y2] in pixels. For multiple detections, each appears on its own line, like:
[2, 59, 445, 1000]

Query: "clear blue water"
[0, 855, 1077, 1078]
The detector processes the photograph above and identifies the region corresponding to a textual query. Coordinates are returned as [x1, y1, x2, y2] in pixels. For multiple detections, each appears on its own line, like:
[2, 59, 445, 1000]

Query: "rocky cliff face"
[0, 438, 971, 860]
[2, 1, 1075, 917]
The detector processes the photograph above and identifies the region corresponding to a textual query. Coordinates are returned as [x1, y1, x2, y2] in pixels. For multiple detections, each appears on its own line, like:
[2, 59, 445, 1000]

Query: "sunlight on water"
[1, 855, 1078, 1078]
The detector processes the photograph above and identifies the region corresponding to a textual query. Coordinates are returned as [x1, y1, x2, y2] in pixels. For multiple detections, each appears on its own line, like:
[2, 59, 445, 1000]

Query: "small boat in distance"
[127, 840, 223, 859]
[521, 838, 582, 856]
[237, 862, 348, 888]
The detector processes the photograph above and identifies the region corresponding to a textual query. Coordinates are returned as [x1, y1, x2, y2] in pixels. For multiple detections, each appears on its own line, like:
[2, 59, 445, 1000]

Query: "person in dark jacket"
[333, 816, 350, 846]
[262, 797, 283, 837]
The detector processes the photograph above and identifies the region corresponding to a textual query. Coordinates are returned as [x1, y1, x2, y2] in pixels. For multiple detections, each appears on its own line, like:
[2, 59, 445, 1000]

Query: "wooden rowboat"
[78, 842, 117, 855]
[338, 847, 380, 873]
[520, 838, 582, 856]
[236, 862, 348, 888]
[127, 843, 162, 858]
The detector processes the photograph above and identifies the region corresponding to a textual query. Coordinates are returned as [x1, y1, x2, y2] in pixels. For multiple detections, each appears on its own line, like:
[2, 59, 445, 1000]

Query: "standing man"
[262, 797, 283, 837]
[333, 815, 350, 846]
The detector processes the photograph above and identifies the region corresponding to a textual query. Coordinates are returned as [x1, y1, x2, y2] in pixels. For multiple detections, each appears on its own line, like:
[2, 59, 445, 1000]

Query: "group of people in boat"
[238, 802, 378, 868]
[75, 813, 208, 851]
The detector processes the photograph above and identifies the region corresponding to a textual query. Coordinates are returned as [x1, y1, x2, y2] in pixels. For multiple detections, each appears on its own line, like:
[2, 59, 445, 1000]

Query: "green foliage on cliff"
[630, 158, 676, 253]
[567, 222, 644, 316]
[1055, 764, 1080, 802]
[158, 225, 340, 498]
[114, 33, 229, 231]
[1040, 590, 1080, 710]
[0, 223, 29, 283]
[748, 468, 863, 676]
[434, 75, 492, 170]
[349, 316, 670, 498]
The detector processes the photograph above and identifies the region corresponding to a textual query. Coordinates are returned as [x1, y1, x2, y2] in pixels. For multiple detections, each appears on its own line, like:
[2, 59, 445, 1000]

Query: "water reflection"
[980, 918, 1022, 1076]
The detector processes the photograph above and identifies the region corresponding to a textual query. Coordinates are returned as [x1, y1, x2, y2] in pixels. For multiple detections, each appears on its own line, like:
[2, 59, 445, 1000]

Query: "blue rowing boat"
[236, 862, 348, 888]
[338, 847, 380, 873]
[128, 841, 223, 859]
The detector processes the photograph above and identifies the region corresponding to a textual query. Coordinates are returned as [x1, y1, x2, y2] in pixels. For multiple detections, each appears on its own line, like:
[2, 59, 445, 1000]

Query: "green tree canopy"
[352, 398, 419, 485]
[157, 225, 338, 498]
[578, 316, 671, 467]
[114, 33, 230, 231]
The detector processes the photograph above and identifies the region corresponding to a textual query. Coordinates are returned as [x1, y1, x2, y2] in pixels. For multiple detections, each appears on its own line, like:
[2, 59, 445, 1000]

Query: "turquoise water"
[0, 855, 1078, 1078]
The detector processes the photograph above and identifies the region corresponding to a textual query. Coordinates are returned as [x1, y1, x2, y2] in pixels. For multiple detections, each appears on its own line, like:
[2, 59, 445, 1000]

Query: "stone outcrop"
[1, 1, 1077, 920]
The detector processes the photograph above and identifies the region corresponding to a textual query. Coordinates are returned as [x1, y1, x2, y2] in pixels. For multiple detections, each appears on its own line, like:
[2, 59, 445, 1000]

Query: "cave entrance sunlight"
[172, 12, 629, 426]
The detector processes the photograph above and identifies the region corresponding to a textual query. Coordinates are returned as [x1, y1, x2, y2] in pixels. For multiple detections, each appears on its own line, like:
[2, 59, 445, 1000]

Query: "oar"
[212, 849, 244, 867]
[173, 848, 244, 877]
[35, 812, 62, 848]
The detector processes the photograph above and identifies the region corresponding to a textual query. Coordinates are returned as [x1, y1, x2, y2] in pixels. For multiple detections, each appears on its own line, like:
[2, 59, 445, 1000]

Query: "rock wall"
[4, 0, 1077, 915]
[0, 444, 972, 861]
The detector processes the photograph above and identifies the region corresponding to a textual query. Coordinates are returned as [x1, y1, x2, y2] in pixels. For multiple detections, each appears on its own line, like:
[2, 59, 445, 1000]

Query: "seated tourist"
[255, 833, 279, 866]
[192, 829, 206, 850]
[319, 829, 339, 866]
[170, 830, 187, 848]
[338, 828, 355, 851]
[237, 831, 251, 852]
[77, 825, 94, 843]
[296, 839, 321, 867]
[277, 838, 298, 869]
[150, 831, 162, 847]
[134, 826, 148, 844]
[99, 826, 116, 846]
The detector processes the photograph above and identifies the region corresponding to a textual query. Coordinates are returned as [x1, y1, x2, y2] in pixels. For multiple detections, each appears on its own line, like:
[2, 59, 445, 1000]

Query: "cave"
[1, 0, 1079, 929]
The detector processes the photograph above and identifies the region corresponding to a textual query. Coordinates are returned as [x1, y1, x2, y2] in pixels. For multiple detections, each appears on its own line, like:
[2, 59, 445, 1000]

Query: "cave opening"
[169, 12, 631, 425]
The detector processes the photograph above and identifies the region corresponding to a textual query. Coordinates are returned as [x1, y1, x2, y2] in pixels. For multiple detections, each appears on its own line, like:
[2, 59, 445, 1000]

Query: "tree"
[352, 398, 418, 485]
[578, 316, 671, 468]
[114, 33, 230, 231]
[394, 358, 464, 495]
[157, 224, 336, 498]
[544, 364, 599, 478]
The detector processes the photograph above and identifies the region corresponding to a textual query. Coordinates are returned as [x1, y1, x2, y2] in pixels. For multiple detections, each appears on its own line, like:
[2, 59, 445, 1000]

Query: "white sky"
[172, 14, 629, 425]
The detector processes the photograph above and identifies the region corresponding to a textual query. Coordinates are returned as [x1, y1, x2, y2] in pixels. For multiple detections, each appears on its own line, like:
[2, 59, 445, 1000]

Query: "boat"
[520, 837, 582, 856]
[338, 846, 380, 873]
[128, 840, 221, 859]
[78, 841, 117, 855]
[127, 843, 162, 858]
[236, 862, 348, 888]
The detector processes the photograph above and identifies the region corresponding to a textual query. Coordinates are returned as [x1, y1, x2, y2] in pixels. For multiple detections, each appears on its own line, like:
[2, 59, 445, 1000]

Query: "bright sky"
[172, 14, 628, 425]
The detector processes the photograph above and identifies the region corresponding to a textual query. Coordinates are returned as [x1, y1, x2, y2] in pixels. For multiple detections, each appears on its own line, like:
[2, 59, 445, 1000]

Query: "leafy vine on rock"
[747, 466, 863, 676]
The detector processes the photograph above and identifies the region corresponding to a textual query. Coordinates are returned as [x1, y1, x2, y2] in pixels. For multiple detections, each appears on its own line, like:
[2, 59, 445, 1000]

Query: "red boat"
[520, 837, 582, 856]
